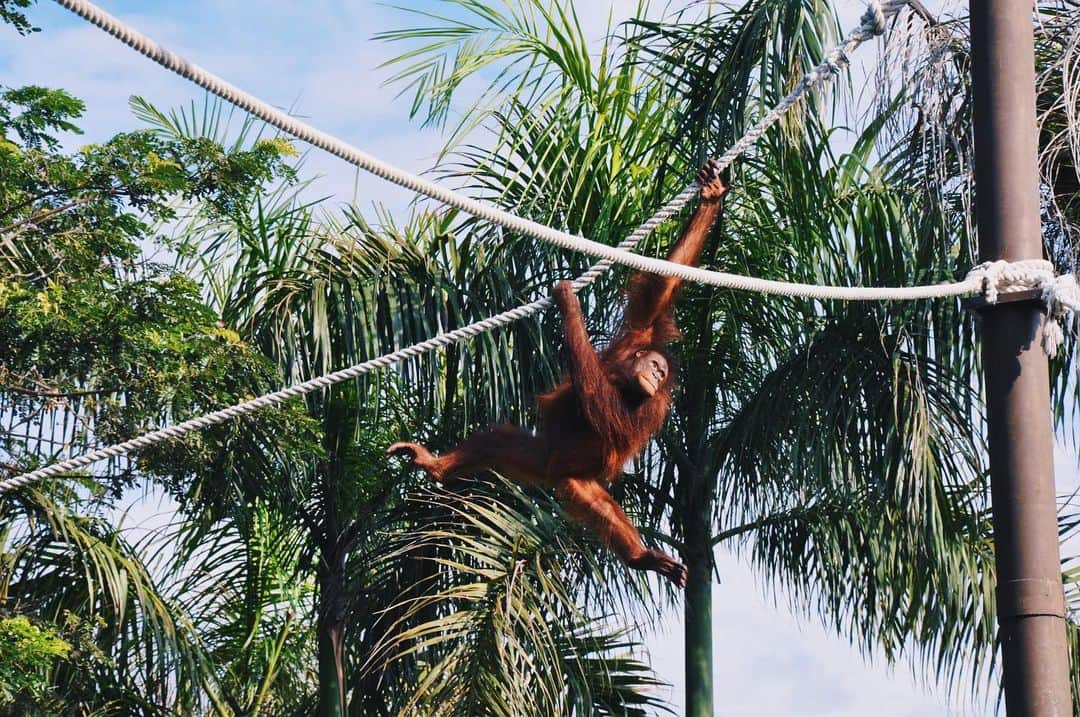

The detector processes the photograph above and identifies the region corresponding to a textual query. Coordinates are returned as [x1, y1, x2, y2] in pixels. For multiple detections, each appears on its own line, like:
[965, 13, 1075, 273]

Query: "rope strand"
[1, 1, 909, 494]
[50, 0, 911, 298]
[12, 1, 1077, 494]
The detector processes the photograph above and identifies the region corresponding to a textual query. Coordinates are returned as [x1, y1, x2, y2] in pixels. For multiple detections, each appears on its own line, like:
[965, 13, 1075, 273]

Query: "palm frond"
[359, 479, 670, 716]
[0, 488, 213, 713]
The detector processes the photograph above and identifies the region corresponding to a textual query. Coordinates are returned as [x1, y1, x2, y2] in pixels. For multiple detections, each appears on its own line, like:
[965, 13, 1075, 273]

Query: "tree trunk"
[316, 452, 348, 717]
[683, 504, 713, 717]
[317, 598, 347, 717]
[673, 206, 725, 717]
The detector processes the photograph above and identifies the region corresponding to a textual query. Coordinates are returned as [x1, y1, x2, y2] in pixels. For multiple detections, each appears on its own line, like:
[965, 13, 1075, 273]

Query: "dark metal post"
[970, 1, 1073, 714]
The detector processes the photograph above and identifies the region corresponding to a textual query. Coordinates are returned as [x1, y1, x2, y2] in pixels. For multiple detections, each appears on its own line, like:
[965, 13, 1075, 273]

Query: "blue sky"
[4, 1, 1074, 715]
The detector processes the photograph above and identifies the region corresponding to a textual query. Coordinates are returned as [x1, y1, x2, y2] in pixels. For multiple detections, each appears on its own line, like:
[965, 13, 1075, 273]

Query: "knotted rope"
[4, 259, 1073, 494]
[969, 259, 1080, 356]
[12, 2, 1076, 495]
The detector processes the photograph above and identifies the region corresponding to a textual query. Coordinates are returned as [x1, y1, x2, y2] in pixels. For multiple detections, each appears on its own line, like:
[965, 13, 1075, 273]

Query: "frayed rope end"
[1041, 273, 1079, 358]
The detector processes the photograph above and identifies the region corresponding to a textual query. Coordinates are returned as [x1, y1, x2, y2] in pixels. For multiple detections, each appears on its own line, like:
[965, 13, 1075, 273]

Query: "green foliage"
[1064, 507, 1080, 705]
[158, 501, 316, 716]
[0, 86, 84, 150]
[3, 1, 1078, 715]
[0, 89, 296, 233]
[0, 79, 313, 714]
[0, 615, 70, 704]
[0, 611, 111, 715]
[142, 73, 673, 709]
[1036, 4, 1080, 245]
[0, 0, 35, 36]
[0, 83, 303, 492]
[378, 1, 1080, 713]
[361, 481, 671, 716]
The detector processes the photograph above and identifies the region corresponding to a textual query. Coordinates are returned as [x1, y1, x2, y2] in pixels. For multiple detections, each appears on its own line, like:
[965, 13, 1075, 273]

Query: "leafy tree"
[0, 74, 314, 712]
[376, 1, 1080, 714]
[0, 0, 35, 36]
[125, 83, 661, 713]
[0, 614, 70, 707]
[3, 1, 1077, 715]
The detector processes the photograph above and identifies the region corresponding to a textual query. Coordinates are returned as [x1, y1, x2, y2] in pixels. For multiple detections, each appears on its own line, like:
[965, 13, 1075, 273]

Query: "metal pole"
[970, 1, 1074, 714]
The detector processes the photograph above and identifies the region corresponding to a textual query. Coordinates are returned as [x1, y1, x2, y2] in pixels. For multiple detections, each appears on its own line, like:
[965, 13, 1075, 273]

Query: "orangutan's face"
[629, 349, 669, 397]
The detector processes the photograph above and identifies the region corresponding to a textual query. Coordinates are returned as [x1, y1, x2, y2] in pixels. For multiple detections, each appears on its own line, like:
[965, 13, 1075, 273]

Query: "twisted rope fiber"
[4, 260, 1067, 493]
[0, 2, 909, 494]
[974, 259, 1080, 356]
[51, 0, 914, 298]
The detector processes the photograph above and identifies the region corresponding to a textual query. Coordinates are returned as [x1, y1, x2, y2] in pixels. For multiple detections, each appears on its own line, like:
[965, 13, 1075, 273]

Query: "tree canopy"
[1, 2, 1078, 716]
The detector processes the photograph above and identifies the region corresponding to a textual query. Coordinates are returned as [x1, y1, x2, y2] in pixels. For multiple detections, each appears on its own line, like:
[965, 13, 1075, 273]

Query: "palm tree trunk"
[316, 454, 347, 717]
[684, 504, 713, 717]
[317, 599, 347, 717]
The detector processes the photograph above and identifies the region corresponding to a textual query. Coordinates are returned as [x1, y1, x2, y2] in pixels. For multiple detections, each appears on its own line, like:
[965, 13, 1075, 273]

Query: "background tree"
[376, 1, 1079, 714]
[3, 0, 1078, 714]
[0, 77, 315, 713]
[137, 86, 670, 712]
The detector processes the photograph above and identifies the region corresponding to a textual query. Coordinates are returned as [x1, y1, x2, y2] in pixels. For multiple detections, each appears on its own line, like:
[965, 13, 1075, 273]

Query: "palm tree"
[139, 86, 672, 712]
[375, 0, 1079, 714]
[0, 487, 214, 714]
[9, 0, 1075, 712]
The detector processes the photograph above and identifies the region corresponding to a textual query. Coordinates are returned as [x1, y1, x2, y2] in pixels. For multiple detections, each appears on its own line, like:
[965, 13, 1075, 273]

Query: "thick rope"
[7, 1, 1076, 495]
[15, 2, 1076, 494]
[0, 1, 909, 494]
[50, 0, 916, 300]
[2, 259, 1071, 495]
[970, 259, 1080, 356]
[9, 1, 1076, 493]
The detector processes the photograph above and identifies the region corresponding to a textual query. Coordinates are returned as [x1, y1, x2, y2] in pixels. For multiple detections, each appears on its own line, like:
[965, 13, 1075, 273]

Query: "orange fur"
[389, 163, 729, 588]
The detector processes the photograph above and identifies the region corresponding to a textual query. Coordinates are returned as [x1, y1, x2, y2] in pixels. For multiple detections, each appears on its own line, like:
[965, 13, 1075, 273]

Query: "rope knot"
[1042, 272, 1080, 356]
[805, 48, 850, 85]
[825, 48, 850, 74]
[861, 1, 889, 36]
[967, 259, 1079, 356]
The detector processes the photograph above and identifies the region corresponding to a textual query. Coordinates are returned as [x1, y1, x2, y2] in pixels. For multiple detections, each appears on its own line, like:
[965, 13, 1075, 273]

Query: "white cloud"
[2, 12, 192, 142]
